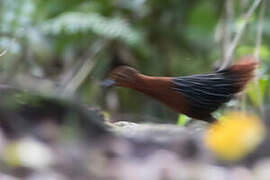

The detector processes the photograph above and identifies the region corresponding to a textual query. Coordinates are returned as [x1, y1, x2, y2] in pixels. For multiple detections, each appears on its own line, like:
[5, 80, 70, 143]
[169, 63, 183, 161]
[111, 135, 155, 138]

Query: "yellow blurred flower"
[204, 111, 265, 161]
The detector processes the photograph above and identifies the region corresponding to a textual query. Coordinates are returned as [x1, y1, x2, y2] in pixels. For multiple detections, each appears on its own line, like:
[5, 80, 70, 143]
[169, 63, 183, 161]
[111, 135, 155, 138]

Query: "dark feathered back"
[172, 56, 257, 119]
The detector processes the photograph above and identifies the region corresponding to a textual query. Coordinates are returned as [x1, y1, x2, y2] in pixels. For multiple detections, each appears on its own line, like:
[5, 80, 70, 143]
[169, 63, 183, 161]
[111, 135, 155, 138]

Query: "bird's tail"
[172, 56, 258, 120]
[221, 56, 258, 92]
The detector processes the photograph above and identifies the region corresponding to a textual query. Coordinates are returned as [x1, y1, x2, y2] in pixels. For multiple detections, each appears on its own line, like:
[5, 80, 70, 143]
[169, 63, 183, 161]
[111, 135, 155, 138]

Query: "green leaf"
[247, 76, 268, 107]
[236, 45, 270, 59]
[177, 114, 190, 126]
[259, 76, 268, 99]
[41, 12, 142, 45]
[247, 82, 260, 107]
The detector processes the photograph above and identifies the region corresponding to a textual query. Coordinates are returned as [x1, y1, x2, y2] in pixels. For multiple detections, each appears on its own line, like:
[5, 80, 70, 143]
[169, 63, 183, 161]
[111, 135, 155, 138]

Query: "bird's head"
[102, 66, 140, 88]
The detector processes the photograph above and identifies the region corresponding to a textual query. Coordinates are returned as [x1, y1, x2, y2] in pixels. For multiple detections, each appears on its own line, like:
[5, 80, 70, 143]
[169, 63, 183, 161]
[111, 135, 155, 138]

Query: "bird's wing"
[172, 71, 237, 114]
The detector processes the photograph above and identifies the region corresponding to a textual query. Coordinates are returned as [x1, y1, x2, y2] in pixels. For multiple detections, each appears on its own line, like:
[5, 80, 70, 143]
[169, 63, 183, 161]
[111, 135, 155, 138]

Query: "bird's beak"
[100, 79, 116, 87]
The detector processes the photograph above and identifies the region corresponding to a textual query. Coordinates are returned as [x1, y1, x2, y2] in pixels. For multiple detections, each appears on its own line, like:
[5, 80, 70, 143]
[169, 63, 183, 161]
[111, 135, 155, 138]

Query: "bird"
[103, 56, 257, 123]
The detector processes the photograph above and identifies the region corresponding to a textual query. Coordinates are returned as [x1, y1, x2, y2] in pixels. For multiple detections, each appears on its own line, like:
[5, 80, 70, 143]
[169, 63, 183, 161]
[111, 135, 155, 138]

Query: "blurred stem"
[220, 0, 262, 70]
[0, 50, 7, 57]
[1, 38, 25, 83]
[254, 0, 265, 115]
[62, 40, 106, 97]
[240, 94, 246, 112]
[240, 0, 249, 13]
[254, 0, 265, 59]
[221, 0, 234, 62]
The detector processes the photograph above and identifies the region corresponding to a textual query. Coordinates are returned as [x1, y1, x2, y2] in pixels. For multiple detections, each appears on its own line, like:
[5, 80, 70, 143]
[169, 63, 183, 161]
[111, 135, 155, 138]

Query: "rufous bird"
[103, 57, 257, 123]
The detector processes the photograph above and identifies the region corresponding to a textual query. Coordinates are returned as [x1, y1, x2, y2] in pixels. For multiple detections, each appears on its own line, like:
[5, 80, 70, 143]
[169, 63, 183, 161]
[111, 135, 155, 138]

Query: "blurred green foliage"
[0, 0, 269, 122]
[177, 114, 191, 126]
